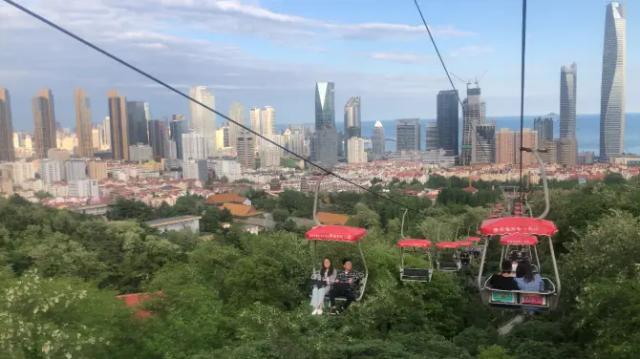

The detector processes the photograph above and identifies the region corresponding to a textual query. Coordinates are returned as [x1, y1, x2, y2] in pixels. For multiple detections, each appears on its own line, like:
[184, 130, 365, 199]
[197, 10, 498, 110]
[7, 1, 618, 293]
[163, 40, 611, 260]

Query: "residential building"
[0, 88, 15, 162]
[228, 102, 245, 149]
[32, 88, 57, 159]
[347, 137, 367, 164]
[213, 159, 242, 182]
[189, 86, 216, 157]
[426, 120, 439, 151]
[129, 144, 153, 163]
[496, 128, 515, 165]
[74, 88, 94, 157]
[107, 90, 129, 161]
[236, 130, 255, 169]
[182, 159, 208, 182]
[65, 159, 87, 181]
[40, 159, 65, 184]
[182, 132, 207, 160]
[68, 179, 100, 199]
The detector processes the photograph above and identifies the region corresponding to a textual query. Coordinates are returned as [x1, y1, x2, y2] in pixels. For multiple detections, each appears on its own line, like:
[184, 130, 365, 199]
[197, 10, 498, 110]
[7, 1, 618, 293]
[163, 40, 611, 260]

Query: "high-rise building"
[236, 130, 255, 169]
[514, 129, 538, 167]
[344, 97, 361, 155]
[558, 137, 578, 167]
[65, 159, 87, 181]
[372, 121, 385, 160]
[148, 119, 168, 160]
[32, 88, 57, 159]
[213, 159, 242, 182]
[74, 89, 94, 158]
[437, 90, 459, 156]
[261, 106, 275, 138]
[107, 90, 129, 161]
[461, 85, 486, 165]
[68, 179, 100, 199]
[347, 137, 366, 164]
[129, 144, 153, 163]
[312, 82, 338, 167]
[471, 122, 495, 164]
[284, 126, 305, 157]
[396, 119, 420, 152]
[182, 132, 207, 160]
[40, 159, 65, 184]
[0, 88, 15, 162]
[126, 101, 149, 145]
[228, 102, 245, 149]
[496, 128, 515, 165]
[533, 116, 553, 146]
[88, 160, 107, 180]
[189, 86, 216, 157]
[170, 115, 188, 160]
[560, 64, 577, 139]
[99, 116, 111, 151]
[250, 107, 261, 149]
[426, 120, 439, 151]
[183, 159, 209, 182]
[600, 2, 625, 161]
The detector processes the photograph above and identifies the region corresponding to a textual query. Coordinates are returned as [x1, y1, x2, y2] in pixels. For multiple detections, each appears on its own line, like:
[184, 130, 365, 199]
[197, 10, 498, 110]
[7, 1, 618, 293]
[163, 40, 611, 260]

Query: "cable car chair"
[306, 174, 369, 302]
[397, 209, 433, 282]
[476, 148, 561, 311]
[435, 241, 463, 272]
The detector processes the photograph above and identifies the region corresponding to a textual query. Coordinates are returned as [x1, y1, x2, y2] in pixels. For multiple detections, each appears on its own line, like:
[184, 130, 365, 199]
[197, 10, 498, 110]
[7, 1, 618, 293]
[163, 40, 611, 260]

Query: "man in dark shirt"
[489, 260, 518, 290]
[329, 258, 363, 313]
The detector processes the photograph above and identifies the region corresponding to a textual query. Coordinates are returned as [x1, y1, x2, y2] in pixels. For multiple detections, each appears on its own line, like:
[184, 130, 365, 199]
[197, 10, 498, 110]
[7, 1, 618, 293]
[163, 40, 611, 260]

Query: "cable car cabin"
[476, 217, 561, 311]
[435, 241, 464, 272]
[305, 225, 368, 302]
[397, 239, 433, 282]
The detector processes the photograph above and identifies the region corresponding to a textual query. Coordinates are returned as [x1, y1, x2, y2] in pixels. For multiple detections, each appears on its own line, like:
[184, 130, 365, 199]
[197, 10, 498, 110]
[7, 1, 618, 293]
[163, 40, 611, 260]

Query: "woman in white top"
[310, 257, 336, 315]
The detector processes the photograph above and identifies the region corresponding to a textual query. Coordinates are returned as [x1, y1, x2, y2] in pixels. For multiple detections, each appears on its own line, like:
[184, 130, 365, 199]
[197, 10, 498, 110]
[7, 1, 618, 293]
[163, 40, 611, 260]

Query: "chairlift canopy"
[456, 240, 473, 247]
[397, 239, 432, 248]
[467, 236, 482, 243]
[305, 225, 367, 243]
[436, 241, 461, 249]
[479, 216, 558, 236]
[499, 232, 539, 246]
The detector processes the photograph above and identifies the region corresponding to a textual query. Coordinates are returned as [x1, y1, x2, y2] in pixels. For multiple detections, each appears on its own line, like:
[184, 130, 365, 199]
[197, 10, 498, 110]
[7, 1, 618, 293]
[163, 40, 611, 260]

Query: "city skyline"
[4, 1, 640, 130]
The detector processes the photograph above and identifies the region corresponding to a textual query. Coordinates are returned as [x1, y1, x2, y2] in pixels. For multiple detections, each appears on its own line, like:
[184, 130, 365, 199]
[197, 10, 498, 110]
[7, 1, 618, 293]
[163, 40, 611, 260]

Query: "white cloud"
[370, 52, 432, 64]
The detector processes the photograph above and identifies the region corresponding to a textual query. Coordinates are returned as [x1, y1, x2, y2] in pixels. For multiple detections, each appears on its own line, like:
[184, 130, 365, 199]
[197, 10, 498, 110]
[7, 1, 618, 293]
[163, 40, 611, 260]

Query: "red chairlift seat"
[435, 241, 463, 271]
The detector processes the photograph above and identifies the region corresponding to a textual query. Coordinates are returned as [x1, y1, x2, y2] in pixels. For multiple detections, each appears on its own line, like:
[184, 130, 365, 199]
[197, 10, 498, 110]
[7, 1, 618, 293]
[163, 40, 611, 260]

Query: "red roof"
[435, 241, 460, 249]
[305, 225, 367, 243]
[397, 238, 432, 248]
[479, 216, 558, 236]
[499, 233, 539, 246]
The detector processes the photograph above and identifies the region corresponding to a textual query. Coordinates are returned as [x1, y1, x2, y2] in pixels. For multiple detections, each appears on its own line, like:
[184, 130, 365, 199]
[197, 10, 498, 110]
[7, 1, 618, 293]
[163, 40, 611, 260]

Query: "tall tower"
[74, 88, 94, 158]
[396, 119, 421, 152]
[228, 102, 245, 149]
[170, 115, 188, 160]
[126, 101, 150, 145]
[436, 89, 459, 156]
[0, 88, 15, 162]
[425, 120, 439, 151]
[107, 90, 129, 161]
[372, 121, 385, 160]
[533, 116, 554, 145]
[560, 63, 578, 166]
[600, 2, 625, 161]
[461, 85, 486, 165]
[344, 96, 361, 155]
[313, 82, 337, 167]
[189, 86, 216, 157]
[32, 88, 57, 159]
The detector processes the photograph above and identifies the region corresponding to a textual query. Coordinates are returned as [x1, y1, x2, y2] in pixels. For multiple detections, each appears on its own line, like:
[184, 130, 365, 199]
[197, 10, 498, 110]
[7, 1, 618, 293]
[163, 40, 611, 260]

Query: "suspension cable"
[518, 0, 528, 195]
[2, 0, 418, 211]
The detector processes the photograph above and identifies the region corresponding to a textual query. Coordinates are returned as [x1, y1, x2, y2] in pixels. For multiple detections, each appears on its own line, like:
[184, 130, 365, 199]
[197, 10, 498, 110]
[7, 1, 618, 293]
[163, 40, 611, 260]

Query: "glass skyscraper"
[312, 82, 338, 167]
[461, 85, 486, 165]
[436, 89, 459, 156]
[0, 88, 15, 162]
[396, 118, 421, 152]
[126, 101, 150, 145]
[600, 2, 625, 161]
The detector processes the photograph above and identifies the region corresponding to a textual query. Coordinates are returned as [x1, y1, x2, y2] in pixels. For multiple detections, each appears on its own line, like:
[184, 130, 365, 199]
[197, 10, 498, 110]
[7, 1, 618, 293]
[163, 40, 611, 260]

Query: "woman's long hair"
[321, 257, 334, 279]
[516, 261, 535, 282]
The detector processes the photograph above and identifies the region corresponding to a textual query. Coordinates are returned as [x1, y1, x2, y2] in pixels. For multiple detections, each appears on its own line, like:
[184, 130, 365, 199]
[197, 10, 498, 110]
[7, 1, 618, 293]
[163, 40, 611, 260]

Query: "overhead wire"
[1, 0, 418, 212]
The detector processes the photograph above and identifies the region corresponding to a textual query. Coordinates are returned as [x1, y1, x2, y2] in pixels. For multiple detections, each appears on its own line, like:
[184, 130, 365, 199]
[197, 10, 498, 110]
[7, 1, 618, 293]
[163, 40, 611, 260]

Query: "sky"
[1, 0, 638, 131]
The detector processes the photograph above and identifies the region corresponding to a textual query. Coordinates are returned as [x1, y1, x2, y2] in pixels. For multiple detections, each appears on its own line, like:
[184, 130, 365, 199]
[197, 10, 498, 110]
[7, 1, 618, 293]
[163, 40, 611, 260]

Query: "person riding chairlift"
[489, 260, 518, 290]
[329, 258, 364, 314]
[515, 260, 544, 292]
[310, 257, 336, 315]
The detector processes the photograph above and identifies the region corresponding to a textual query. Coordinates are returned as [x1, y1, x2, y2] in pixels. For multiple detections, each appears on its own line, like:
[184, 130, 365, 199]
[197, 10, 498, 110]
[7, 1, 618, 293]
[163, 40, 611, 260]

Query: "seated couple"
[309, 257, 364, 315]
[490, 260, 544, 292]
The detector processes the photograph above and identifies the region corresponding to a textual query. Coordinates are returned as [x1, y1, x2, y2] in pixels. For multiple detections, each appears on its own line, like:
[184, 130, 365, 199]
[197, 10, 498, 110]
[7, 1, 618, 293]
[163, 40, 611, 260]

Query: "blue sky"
[1, 0, 638, 131]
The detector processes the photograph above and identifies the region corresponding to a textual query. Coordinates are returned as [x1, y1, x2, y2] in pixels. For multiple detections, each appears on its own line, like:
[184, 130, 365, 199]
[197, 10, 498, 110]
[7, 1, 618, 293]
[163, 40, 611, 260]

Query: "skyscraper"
[236, 130, 255, 169]
[170, 115, 188, 160]
[228, 102, 245, 149]
[126, 101, 150, 145]
[396, 119, 420, 152]
[496, 128, 515, 165]
[0, 88, 15, 162]
[182, 132, 207, 161]
[437, 90, 459, 156]
[344, 97, 361, 138]
[560, 63, 578, 166]
[426, 120, 439, 151]
[533, 116, 553, 145]
[515, 129, 538, 167]
[462, 85, 486, 165]
[313, 82, 338, 166]
[107, 90, 129, 161]
[347, 137, 366, 164]
[148, 119, 168, 160]
[372, 121, 385, 160]
[74, 89, 93, 158]
[600, 2, 625, 160]
[32, 88, 57, 159]
[189, 86, 216, 157]
[471, 122, 495, 164]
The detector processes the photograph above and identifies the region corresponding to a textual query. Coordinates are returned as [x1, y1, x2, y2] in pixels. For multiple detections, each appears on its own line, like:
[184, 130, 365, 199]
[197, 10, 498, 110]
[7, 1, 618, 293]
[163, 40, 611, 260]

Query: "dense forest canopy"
[1, 175, 639, 358]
